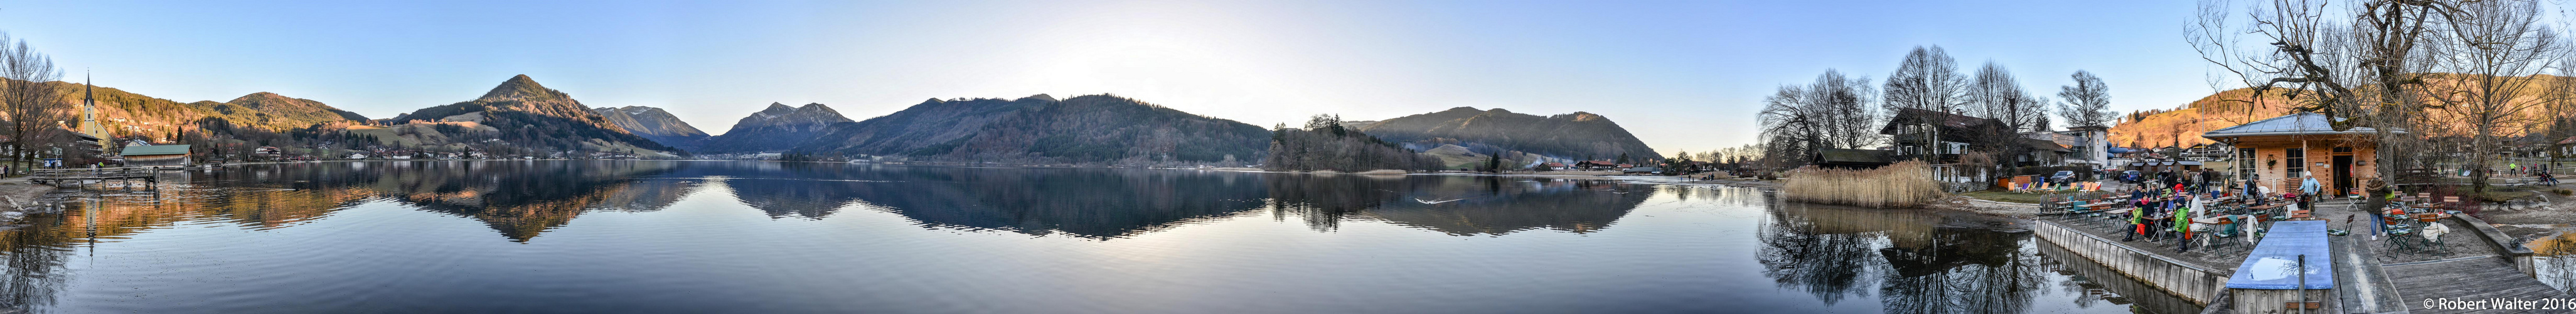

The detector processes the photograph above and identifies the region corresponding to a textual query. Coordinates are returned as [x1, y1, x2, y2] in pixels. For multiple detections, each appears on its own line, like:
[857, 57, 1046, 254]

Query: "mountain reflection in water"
[0, 161, 2152, 313]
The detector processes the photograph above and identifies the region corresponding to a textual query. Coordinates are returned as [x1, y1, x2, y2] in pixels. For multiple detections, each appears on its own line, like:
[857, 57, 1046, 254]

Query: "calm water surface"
[0, 161, 2174, 313]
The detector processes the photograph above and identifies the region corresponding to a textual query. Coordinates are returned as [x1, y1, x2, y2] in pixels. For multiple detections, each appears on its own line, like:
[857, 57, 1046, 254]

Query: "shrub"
[1781, 161, 1945, 208]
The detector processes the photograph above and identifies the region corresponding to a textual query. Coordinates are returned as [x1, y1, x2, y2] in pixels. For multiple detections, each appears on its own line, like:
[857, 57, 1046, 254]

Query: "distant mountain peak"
[1020, 94, 1057, 102]
[1442, 107, 1482, 113]
[701, 102, 860, 153]
[796, 102, 840, 116]
[477, 74, 568, 102]
[228, 92, 296, 106]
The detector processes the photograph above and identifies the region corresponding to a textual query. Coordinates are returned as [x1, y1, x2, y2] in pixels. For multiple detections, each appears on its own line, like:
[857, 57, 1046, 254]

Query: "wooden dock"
[28, 167, 162, 187]
[2385, 256, 2573, 313]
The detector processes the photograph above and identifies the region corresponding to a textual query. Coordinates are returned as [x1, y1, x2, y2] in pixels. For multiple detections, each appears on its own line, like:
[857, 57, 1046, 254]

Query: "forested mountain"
[2108, 74, 2576, 148]
[1263, 117, 1443, 172]
[200, 92, 370, 128]
[697, 102, 851, 153]
[28, 82, 368, 138]
[1356, 107, 1659, 161]
[388, 75, 676, 154]
[592, 106, 710, 150]
[789, 94, 1269, 165]
[2105, 87, 2299, 148]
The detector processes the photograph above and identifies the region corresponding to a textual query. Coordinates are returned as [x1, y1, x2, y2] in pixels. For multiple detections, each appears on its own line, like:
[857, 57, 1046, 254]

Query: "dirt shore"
[0, 179, 55, 224]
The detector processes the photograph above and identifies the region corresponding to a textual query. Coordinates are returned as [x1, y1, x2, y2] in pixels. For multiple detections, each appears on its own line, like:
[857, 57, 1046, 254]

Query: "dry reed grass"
[1781, 161, 1945, 208]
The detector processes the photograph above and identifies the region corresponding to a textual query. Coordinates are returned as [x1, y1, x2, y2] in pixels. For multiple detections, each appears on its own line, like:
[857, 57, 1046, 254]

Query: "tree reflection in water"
[0, 210, 73, 311]
[1759, 198, 2045, 313]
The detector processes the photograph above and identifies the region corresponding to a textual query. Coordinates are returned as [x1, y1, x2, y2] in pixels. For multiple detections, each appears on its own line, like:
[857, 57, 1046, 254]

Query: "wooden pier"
[2385, 256, 2572, 313]
[28, 167, 163, 187]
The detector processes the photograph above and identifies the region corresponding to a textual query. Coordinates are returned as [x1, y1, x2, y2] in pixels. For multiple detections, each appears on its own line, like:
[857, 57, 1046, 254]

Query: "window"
[2332, 146, 2353, 154]
[2238, 148, 2256, 180]
[2285, 148, 2306, 180]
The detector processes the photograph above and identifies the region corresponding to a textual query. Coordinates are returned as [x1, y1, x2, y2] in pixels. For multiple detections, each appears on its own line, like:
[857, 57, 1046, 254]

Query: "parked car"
[2050, 171, 2076, 183]
[2120, 170, 2141, 183]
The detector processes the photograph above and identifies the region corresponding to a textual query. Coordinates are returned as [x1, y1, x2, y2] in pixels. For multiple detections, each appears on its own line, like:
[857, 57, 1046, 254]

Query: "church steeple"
[80, 72, 105, 151]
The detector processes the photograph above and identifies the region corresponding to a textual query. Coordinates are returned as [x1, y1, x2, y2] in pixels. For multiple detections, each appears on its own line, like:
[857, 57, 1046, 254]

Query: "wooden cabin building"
[2199, 113, 2397, 196]
[119, 144, 192, 167]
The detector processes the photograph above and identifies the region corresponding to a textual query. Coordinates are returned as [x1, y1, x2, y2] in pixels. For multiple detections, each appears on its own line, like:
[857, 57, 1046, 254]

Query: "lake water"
[0, 161, 2171, 313]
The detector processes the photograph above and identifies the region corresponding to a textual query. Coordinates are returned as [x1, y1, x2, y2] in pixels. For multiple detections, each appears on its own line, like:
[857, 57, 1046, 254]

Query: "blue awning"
[2225, 220, 2334, 290]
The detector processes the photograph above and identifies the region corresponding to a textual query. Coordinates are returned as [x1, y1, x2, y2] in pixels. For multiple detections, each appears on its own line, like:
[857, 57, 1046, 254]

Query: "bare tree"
[1760, 70, 1884, 168]
[2190, 0, 2463, 188]
[2547, 50, 2576, 166]
[1883, 46, 1970, 114]
[1967, 62, 2046, 133]
[1808, 70, 1881, 149]
[0, 33, 61, 175]
[1963, 62, 2051, 167]
[2056, 70, 2116, 128]
[2420, 0, 2558, 195]
[1759, 85, 1818, 167]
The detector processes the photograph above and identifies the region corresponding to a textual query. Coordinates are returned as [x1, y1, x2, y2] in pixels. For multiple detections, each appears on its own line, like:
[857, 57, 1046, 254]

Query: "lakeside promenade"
[2034, 198, 2572, 313]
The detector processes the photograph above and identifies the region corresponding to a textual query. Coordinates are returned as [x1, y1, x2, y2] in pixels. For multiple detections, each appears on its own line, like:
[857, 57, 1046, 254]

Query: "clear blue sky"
[3, 1, 2212, 155]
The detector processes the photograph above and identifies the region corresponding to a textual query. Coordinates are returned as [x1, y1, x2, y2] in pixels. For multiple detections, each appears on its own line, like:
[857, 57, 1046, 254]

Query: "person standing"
[2201, 170, 2219, 195]
[2175, 196, 2196, 252]
[2146, 188, 2166, 239]
[2299, 173, 2321, 212]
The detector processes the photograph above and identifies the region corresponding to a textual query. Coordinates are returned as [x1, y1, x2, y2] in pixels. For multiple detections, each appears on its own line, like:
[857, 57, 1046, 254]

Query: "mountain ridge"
[593, 106, 710, 151]
[788, 94, 1268, 165]
[1355, 107, 1659, 162]
[387, 75, 676, 154]
[697, 102, 855, 153]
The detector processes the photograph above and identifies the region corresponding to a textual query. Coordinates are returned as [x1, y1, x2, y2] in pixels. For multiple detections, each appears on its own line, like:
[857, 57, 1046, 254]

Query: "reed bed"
[1780, 161, 1945, 208]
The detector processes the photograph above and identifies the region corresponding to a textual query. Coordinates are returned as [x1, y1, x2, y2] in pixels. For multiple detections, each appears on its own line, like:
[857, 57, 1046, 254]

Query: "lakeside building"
[1811, 148, 1895, 169]
[1881, 108, 2014, 185]
[2062, 126, 2111, 167]
[2015, 138, 2073, 166]
[2199, 112, 2398, 195]
[120, 144, 192, 167]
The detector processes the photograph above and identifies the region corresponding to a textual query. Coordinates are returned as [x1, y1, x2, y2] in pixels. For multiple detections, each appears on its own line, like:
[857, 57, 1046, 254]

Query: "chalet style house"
[2199, 112, 2398, 195]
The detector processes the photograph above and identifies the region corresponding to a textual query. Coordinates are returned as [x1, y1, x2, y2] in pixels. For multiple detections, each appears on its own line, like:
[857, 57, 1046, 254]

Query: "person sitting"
[2125, 198, 2147, 242]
